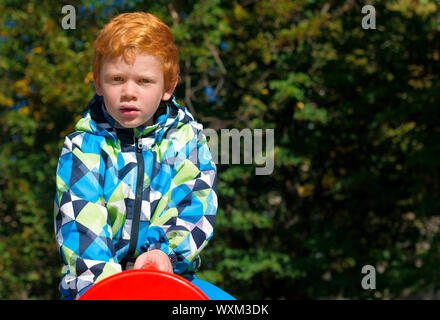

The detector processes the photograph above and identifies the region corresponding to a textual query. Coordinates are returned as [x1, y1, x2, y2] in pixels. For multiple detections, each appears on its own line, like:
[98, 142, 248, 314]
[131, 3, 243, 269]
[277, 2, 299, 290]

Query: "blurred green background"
[0, 0, 439, 299]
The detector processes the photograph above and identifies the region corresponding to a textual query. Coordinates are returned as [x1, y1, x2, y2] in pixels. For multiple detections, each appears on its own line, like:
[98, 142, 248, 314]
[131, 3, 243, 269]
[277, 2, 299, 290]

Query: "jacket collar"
[74, 93, 187, 143]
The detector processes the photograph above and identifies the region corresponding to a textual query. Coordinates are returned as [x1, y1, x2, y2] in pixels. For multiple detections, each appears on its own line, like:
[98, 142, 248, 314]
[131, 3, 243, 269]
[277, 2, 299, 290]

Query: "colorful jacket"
[54, 94, 217, 300]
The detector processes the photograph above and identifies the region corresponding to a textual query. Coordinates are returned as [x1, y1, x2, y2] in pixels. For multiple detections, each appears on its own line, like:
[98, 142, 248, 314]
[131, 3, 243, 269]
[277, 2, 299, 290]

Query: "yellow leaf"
[18, 106, 30, 116]
[0, 93, 13, 107]
[297, 184, 314, 197]
[32, 47, 43, 54]
[233, 3, 248, 20]
[84, 72, 94, 84]
[14, 79, 31, 97]
[14, 79, 29, 90]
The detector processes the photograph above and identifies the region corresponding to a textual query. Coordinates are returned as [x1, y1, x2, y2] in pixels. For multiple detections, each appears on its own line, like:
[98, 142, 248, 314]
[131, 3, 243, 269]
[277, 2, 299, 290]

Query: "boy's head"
[92, 12, 180, 128]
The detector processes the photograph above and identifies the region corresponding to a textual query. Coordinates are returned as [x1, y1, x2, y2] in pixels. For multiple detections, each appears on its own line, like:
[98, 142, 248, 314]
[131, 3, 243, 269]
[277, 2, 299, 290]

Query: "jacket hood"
[74, 94, 195, 143]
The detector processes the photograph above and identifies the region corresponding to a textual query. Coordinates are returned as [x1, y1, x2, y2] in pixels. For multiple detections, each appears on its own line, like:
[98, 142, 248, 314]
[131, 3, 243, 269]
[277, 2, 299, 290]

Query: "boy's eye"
[113, 76, 122, 81]
[140, 79, 150, 83]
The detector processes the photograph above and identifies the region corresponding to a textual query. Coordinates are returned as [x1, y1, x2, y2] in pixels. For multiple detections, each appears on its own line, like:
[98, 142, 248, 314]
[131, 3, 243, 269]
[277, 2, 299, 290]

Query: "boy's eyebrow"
[104, 70, 158, 79]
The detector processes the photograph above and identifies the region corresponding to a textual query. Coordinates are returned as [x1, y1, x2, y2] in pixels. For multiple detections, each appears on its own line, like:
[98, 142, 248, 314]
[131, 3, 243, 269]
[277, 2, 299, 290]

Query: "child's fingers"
[133, 251, 173, 273]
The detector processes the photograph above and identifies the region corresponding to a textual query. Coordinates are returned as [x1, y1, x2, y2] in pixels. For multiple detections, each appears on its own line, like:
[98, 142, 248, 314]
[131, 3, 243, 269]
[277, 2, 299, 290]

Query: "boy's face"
[94, 53, 175, 128]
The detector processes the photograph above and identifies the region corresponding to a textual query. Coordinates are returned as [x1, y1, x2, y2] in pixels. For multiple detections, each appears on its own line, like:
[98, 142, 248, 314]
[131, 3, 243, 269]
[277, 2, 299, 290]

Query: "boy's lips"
[120, 105, 140, 116]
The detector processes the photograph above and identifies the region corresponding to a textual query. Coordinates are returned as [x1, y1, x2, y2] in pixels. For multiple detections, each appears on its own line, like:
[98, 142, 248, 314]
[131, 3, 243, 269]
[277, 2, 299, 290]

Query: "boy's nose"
[122, 81, 137, 99]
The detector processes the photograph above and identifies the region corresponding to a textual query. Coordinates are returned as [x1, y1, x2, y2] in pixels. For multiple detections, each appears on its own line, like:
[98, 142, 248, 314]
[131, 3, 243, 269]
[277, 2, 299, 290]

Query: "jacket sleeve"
[145, 123, 217, 274]
[54, 134, 121, 300]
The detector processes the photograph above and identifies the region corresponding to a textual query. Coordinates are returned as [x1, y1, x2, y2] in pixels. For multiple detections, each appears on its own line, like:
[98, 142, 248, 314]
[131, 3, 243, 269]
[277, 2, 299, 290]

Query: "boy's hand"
[133, 249, 173, 274]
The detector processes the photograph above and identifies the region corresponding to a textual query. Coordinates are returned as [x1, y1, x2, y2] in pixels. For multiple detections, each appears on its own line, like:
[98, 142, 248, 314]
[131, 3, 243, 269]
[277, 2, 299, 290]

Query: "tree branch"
[207, 44, 227, 75]
[167, 3, 180, 27]
[184, 57, 197, 116]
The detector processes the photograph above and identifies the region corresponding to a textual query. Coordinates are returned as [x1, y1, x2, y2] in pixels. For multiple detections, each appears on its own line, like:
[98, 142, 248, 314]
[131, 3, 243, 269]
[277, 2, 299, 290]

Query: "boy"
[54, 12, 233, 300]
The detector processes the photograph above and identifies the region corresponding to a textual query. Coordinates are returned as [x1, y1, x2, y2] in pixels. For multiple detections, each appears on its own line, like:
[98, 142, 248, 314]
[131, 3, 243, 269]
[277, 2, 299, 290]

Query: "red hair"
[93, 12, 179, 92]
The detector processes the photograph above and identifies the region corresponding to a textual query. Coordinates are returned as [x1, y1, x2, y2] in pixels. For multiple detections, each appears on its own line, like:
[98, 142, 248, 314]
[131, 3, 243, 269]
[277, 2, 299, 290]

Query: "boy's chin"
[117, 122, 141, 129]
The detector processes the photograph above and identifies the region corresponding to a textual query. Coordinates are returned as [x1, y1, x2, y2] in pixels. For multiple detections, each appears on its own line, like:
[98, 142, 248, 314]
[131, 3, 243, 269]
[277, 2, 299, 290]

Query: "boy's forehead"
[102, 54, 137, 68]
[101, 54, 162, 74]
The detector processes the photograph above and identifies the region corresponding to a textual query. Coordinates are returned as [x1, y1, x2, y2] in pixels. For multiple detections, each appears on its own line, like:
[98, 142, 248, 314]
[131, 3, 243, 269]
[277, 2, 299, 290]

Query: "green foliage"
[1, 0, 439, 299]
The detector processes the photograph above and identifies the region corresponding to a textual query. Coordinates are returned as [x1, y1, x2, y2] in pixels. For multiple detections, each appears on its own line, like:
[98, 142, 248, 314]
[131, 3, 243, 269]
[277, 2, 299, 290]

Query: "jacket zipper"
[122, 136, 144, 269]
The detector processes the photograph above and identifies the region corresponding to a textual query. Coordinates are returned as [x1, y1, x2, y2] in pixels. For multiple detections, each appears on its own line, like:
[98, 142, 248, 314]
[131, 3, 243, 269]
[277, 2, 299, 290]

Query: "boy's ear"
[162, 80, 178, 101]
[94, 75, 104, 96]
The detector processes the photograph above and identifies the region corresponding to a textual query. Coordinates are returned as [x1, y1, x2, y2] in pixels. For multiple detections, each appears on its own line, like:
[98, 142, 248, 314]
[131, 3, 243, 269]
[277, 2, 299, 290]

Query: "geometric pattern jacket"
[54, 94, 217, 299]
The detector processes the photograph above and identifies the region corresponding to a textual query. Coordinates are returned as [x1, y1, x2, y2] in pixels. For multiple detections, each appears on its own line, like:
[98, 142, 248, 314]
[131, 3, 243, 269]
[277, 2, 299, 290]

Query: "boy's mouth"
[120, 105, 140, 115]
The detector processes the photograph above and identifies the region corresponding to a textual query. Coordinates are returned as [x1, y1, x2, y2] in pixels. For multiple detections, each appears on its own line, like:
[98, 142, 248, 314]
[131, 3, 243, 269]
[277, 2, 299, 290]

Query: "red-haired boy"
[54, 12, 234, 300]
